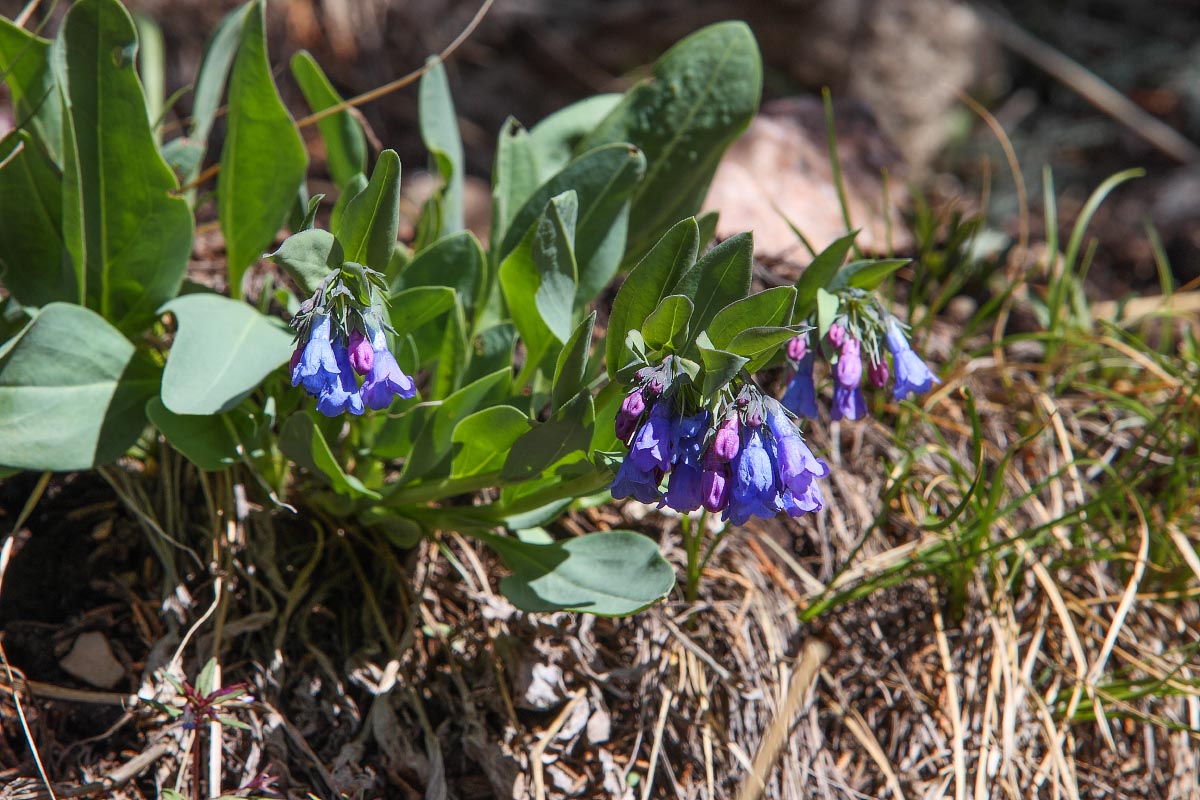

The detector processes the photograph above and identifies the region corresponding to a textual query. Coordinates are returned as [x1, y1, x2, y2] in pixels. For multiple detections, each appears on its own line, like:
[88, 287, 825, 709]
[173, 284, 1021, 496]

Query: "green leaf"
[399, 368, 511, 484]
[389, 286, 457, 340]
[0, 303, 159, 470]
[479, 529, 674, 616]
[532, 192, 578, 343]
[330, 172, 367, 234]
[498, 203, 564, 377]
[418, 58, 465, 237]
[280, 411, 380, 500]
[827, 258, 911, 293]
[396, 230, 485, 311]
[0, 17, 61, 164]
[641, 294, 693, 353]
[498, 143, 645, 304]
[490, 117, 540, 257]
[816, 288, 840, 342]
[579, 22, 761, 261]
[218, 0, 307, 298]
[552, 312, 595, 413]
[528, 93, 621, 179]
[132, 13, 165, 144]
[146, 397, 239, 471]
[696, 210, 719, 249]
[0, 131, 72, 307]
[189, 3, 251, 148]
[706, 286, 795, 350]
[679, 232, 753, 351]
[55, 0, 193, 333]
[290, 50, 366, 190]
[451, 405, 531, 478]
[432, 298, 469, 400]
[160, 293, 294, 415]
[605, 217, 699, 378]
[335, 149, 400, 272]
[794, 230, 857, 320]
[695, 331, 748, 397]
[268, 229, 342, 297]
[463, 322, 517, 386]
[500, 391, 594, 482]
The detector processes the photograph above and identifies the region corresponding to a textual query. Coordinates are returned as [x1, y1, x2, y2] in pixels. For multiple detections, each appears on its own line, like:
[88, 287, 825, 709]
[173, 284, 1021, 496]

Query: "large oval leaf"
[0, 17, 62, 164]
[0, 131, 71, 307]
[335, 149, 400, 272]
[57, 0, 193, 334]
[146, 397, 239, 471]
[218, 0, 307, 298]
[480, 530, 675, 616]
[0, 303, 159, 470]
[161, 293, 293, 415]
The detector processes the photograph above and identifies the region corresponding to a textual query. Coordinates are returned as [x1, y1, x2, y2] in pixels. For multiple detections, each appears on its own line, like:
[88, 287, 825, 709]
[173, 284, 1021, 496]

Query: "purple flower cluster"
[612, 376, 828, 526]
[290, 315, 415, 416]
[780, 316, 940, 422]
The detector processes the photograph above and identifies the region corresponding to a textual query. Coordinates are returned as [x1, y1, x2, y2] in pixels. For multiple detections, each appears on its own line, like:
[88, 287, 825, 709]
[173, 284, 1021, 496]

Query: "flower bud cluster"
[612, 362, 828, 525]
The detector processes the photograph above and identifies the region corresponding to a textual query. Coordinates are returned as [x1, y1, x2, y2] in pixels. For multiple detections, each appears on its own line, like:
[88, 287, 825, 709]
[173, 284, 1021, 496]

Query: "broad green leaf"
[432, 298, 468, 399]
[146, 397, 238, 471]
[268, 229, 342, 297]
[290, 50, 366, 190]
[828, 258, 911, 293]
[500, 391, 594, 482]
[490, 117, 540, 256]
[0, 303, 159, 470]
[218, 0, 307, 298]
[280, 411, 380, 499]
[399, 367, 510, 484]
[579, 22, 761, 261]
[552, 312, 595, 413]
[0, 17, 61, 164]
[161, 293, 294, 415]
[330, 172, 367, 234]
[794, 230, 857, 320]
[56, 0, 193, 333]
[370, 402, 433, 460]
[451, 405, 531, 478]
[696, 210, 720, 249]
[605, 217, 699, 378]
[680, 232, 753, 351]
[395, 230, 485, 311]
[389, 286, 457, 340]
[498, 143, 645, 305]
[528, 93, 621, 179]
[418, 58, 464, 238]
[532, 192, 578, 343]
[499, 210, 558, 377]
[132, 13, 165, 143]
[816, 288, 839, 342]
[726, 327, 801, 372]
[695, 331, 748, 397]
[336, 149, 400, 271]
[0, 131, 72, 307]
[463, 322, 517, 386]
[479, 529, 674, 616]
[190, 3, 251, 146]
[706, 286, 795, 349]
[641, 294, 692, 353]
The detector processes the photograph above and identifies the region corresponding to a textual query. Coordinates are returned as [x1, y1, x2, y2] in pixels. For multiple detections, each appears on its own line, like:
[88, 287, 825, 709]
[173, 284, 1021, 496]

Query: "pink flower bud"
[621, 389, 646, 418]
[868, 358, 889, 388]
[289, 345, 303, 374]
[786, 335, 807, 362]
[836, 338, 863, 388]
[713, 415, 740, 461]
[828, 323, 846, 348]
[348, 329, 374, 375]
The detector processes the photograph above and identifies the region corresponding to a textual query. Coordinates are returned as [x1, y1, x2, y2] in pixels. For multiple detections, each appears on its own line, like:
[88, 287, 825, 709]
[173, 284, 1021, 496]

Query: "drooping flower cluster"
[781, 305, 940, 422]
[289, 270, 416, 416]
[612, 360, 828, 525]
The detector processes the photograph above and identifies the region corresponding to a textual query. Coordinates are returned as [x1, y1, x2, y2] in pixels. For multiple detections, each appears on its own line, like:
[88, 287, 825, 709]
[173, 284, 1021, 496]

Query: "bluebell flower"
[611, 458, 662, 504]
[670, 410, 709, 468]
[291, 314, 340, 395]
[316, 341, 365, 417]
[725, 428, 782, 525]
[885, 320, 941, 400]
[832, 337, 867, 422]
[782, 352, 819, 419]
[629, 402, 672, 472]
[782, 480, 824, 515]
[766, 405, 829, 495]
[665, 463, 703, 512]
[360, 328, 416, 410]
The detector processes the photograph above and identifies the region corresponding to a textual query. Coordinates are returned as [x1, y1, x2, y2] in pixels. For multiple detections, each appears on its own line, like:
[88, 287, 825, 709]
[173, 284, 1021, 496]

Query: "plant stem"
[682, 512, 704, 603]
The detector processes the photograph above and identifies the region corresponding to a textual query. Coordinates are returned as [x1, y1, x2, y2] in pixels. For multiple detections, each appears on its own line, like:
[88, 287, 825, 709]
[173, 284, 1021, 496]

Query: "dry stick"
[929, 586, 967, 800]
[181, 0, 494, 193]
[972, 3, 1200, 164]
[530, 690, 586, 800]
[736, 639, 831, 800]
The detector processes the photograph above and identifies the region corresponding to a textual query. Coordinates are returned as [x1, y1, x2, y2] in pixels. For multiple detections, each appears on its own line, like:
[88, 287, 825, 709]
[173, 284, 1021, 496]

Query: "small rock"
[58, 631, 124, 689]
